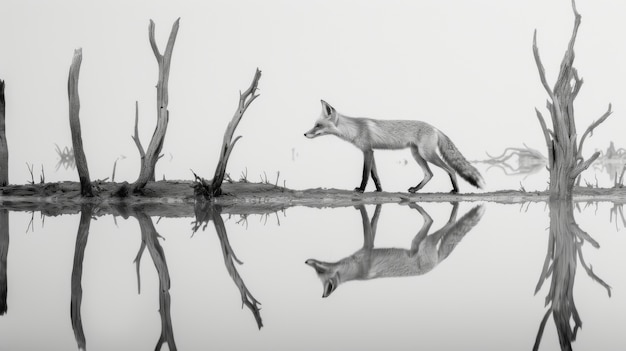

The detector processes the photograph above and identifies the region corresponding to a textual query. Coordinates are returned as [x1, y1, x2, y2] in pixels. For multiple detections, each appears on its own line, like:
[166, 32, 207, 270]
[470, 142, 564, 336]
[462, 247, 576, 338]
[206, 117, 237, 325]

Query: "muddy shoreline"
[1, 180, 625, 218]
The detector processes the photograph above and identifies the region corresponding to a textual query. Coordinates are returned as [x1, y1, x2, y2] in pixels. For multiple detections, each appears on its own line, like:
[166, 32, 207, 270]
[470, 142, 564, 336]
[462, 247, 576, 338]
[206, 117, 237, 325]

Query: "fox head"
[304, 100, 340, 139]
[305, 258, 341, 298]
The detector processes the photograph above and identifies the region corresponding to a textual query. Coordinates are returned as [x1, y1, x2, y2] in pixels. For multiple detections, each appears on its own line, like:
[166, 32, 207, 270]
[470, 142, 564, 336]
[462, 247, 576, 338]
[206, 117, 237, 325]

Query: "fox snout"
[304, 128, 318, 139]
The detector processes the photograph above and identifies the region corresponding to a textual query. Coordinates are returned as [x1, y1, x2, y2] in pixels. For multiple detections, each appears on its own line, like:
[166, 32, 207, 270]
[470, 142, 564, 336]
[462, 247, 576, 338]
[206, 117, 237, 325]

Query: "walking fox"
[305, 203, 485, 298]
[304, 100, 485, 193]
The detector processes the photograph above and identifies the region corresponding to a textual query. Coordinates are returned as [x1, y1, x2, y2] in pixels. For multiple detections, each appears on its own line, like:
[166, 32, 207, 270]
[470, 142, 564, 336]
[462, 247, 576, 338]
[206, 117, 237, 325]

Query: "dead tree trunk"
[132, 18, 180, 191]
[194, 68, 262, 199]
[533, 0, 612, 200]
[68, 49, 93, 197]
[0, 79, 8, 186]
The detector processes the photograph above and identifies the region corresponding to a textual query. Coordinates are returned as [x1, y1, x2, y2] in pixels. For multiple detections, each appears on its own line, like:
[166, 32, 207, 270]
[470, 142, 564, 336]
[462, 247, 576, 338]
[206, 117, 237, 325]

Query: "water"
[0, 199, 624, 351]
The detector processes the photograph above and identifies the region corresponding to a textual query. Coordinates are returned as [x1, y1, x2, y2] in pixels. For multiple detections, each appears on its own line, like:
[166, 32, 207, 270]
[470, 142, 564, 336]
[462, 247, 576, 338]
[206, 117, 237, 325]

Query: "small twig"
[26, 162, 34, 184]
[26, 211, 35, 233]
[39, 164, 45, 184]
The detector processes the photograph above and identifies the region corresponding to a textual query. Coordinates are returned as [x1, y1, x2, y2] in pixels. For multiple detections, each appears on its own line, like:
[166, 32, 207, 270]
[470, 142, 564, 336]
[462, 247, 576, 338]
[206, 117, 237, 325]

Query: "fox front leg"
[355, 150, 376, 192]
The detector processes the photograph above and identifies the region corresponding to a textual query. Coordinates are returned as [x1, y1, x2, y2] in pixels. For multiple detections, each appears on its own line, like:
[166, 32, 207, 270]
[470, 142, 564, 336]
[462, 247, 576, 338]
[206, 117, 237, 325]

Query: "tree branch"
[572, 151, 600, 179]
[533, 31, 556, 103]
[148, 20, 162, 62]
[132, 101, 145, 159]
[577, 245, 612, 297]
[577, 103, 612, 159]
[535, 108, 554, 168]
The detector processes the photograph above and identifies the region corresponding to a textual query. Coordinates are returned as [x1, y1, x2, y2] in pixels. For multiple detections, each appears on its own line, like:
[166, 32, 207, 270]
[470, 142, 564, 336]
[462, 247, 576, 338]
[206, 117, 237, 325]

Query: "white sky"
[1, 0, 625, 191]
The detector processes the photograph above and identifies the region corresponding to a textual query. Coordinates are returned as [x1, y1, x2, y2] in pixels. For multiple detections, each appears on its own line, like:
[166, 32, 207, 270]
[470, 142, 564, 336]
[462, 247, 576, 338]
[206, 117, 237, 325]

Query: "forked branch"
[133, 18, 180, 191]
[132, 101, 146, 161]
[195, 68, 262, 198]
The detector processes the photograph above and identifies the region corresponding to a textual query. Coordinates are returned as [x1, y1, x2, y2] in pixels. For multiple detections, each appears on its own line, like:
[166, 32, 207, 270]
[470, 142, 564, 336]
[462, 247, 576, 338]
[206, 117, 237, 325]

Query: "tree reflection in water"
[192, 202, 263, 329]
[70, 205, 177, 351]
[533, 200, 611, 351]
[0, 208, 9, 316]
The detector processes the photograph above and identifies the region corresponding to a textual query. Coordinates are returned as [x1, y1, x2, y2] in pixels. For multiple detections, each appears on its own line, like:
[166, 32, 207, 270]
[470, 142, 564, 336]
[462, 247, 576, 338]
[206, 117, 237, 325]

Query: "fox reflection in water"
[306, 202, 485, 298]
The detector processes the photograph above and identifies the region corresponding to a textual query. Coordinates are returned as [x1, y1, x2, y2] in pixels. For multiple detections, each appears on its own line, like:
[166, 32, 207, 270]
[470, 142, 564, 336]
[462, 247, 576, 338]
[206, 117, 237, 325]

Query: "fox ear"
[322, 279, 337, 298]
[305, 259, 330, 274]
[320, 100, 336, 119]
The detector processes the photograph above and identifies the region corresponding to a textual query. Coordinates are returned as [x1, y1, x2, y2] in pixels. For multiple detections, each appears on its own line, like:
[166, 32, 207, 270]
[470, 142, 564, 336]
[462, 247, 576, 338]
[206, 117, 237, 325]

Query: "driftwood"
[533, 0, 612, 199]
[133, 19, 180, 191]
[194, 69, 262, 199]
[67, 49, 93, 197]
[0, 79, 7, 186]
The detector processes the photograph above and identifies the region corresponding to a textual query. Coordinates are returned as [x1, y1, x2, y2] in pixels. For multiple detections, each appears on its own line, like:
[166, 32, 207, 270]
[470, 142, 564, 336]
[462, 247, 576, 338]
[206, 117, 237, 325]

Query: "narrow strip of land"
[1, 180, 625, 218]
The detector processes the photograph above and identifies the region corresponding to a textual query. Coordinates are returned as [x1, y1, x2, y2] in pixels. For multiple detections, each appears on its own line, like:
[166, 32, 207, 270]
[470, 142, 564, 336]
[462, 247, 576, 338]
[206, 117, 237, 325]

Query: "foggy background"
[1, 0, 624, 192]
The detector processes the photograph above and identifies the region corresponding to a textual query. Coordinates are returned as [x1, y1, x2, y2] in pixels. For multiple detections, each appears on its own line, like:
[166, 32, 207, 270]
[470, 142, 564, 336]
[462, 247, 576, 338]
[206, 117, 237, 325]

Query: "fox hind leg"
[370, 156, 382, 192]
[424, 152, 459, 193]
[408, 146, 433, 193]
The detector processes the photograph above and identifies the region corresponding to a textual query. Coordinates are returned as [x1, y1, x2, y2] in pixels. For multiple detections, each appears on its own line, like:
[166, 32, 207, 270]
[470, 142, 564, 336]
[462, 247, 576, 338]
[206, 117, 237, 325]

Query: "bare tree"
[68, 49, 93, 197]
[194, 69, 262, 198]
[132, 18, 180, 191]
[533, 0, 612, 199]
[0, 79, 7, 186]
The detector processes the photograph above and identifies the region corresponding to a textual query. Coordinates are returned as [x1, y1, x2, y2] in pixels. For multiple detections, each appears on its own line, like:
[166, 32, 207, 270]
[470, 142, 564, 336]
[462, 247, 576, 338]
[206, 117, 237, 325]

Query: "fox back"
[304, 100, 437, 151]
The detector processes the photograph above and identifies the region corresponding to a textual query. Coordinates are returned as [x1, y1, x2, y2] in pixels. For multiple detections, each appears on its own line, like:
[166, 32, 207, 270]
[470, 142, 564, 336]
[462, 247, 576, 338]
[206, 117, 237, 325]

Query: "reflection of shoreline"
[5, 181, 626, 216]
[533, 200, 611, 351]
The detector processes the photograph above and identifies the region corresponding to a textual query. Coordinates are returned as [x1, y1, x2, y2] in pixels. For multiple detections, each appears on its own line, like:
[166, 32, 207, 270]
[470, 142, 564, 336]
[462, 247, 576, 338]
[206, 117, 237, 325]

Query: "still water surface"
[0, 200, 625, 350]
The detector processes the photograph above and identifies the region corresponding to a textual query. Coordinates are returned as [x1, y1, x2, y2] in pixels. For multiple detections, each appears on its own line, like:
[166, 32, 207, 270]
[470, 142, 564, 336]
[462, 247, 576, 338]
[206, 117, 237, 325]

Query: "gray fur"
[437, 133, 485, 189]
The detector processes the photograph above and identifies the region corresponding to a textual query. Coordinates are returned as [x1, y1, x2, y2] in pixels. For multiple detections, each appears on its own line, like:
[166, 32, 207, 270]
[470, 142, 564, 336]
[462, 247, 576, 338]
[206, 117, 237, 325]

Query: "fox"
[305, 202, 485, 298]
[304, 100, 485, 193]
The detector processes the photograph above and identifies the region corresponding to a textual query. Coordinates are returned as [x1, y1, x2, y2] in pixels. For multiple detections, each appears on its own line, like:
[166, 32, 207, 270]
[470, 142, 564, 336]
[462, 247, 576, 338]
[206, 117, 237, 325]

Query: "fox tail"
[438, 133, 485, 189]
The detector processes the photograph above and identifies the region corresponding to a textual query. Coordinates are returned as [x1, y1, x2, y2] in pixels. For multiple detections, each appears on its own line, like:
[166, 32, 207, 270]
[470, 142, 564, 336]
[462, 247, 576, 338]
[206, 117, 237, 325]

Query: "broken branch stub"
[133, 18, 180, 191]
[131, 100, 146, 173]
[532, 0, 612, 199]
[67, 49, 93, 197]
